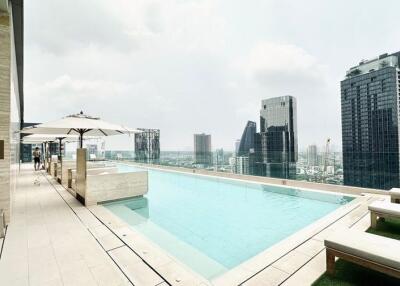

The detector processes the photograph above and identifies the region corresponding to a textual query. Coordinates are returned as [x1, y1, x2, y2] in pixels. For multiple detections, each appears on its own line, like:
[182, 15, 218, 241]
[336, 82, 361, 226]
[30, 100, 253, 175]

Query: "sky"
[24, 0, 400, 151]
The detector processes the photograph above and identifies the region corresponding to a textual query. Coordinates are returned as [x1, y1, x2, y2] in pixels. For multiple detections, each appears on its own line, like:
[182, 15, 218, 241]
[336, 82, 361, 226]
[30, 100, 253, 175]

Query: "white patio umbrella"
[21, 112, 141, 186]
[21, 111, 140, 148]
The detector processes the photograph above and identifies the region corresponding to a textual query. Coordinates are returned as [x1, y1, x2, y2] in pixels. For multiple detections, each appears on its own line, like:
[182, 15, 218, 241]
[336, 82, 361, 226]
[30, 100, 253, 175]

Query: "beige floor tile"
[243, 266, 289, 286]
[295, 238, 324, 257]
[272, 250, 311, 274]
[89, 262, 130, 286]
[109, 246, 164, 285]
[280, 250, 327, 286]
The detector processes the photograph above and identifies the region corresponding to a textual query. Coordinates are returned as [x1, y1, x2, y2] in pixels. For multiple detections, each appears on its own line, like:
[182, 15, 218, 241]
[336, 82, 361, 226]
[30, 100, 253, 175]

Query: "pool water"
[105, 165, 353, 279]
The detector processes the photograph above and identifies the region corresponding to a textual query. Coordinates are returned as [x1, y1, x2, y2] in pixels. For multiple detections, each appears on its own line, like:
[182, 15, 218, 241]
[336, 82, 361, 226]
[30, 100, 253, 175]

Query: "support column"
[0, 11, 11, 224]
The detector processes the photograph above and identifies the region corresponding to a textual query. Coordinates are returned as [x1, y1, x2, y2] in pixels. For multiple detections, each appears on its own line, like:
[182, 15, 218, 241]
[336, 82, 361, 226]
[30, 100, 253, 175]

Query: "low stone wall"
[85, 171, 148, 206]
[62, 161, 110, 187]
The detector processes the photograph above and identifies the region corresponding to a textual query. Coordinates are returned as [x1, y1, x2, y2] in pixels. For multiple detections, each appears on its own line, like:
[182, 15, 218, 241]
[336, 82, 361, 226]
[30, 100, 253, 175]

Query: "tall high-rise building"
[235, 121, 257, 175]
[194, 133, 212, 166]
[235, 156, 249, 175]
[307, 145, 318, 166]
[215, 148, 225, 168]
[234, 139, 241, 156]
[257, 96, 298, 179]
[341, 52, 400, 190]
[134, 129, 160, 163]
[237, 121, 256, 156]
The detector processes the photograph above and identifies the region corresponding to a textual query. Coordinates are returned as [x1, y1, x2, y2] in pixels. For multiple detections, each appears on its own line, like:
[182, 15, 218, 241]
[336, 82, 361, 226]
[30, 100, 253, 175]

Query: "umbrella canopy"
[21, 133, 100, 144]
[21, 111, 141, 147]
[22, 134, 80, 143]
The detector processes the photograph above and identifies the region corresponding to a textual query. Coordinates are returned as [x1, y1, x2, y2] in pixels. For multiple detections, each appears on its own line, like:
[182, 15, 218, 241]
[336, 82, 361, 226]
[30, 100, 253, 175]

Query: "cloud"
[240, 42, 328, 93]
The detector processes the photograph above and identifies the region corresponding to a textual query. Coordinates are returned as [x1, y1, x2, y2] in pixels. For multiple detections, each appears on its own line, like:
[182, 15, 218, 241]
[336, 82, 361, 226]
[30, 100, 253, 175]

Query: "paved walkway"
[0, 165, 164, 286]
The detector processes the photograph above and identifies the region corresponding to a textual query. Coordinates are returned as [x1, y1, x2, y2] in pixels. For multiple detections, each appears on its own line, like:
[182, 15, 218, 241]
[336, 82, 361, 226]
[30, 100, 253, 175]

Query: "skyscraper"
[237, 121, 257, 156]
[134, 129, 160, 163]
[194, 133, 212, 166]
[258, 96, 298, 179]
[341, 52, 400, 190]
[215, 148, 225, 169]
[307, 145, 318, 166]
[235, 121, 257, 175]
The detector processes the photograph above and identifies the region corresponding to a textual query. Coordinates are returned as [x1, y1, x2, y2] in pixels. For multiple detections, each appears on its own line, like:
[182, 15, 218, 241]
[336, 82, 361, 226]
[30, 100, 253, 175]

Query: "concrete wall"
[0, 11, 11, 224]
[85, 171, 148, 206]
[0, 5, 20, 224]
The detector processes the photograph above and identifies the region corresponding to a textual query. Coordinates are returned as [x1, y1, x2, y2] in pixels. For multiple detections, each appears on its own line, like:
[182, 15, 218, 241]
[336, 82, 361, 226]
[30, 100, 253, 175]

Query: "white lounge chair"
[368, 201, 400, 228]
[325, 230, 400, 279]
[389, 188, 400, 203]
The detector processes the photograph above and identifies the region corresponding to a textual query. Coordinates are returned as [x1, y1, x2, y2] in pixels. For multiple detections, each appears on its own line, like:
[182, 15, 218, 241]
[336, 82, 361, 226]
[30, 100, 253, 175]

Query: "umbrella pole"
[58, 138, 63, 184]
[79, 130, 83, 149]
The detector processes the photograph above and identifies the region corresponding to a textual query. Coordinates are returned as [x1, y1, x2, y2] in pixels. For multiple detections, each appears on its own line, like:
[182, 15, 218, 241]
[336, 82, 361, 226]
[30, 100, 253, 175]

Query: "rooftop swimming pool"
[105, 164, 354, 280]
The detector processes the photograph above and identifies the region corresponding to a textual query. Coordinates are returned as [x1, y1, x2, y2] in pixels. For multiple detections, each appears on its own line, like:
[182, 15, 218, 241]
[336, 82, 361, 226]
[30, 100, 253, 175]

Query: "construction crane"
[323, 138, 331, 173]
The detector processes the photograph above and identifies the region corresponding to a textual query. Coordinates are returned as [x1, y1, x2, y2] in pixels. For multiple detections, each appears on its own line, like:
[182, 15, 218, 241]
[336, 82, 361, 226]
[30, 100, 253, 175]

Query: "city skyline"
[24, 0, 400, 151]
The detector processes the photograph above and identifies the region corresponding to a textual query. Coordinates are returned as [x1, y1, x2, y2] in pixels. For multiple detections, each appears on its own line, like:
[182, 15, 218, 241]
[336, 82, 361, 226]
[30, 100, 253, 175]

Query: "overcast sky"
[24, 0, 400, 151]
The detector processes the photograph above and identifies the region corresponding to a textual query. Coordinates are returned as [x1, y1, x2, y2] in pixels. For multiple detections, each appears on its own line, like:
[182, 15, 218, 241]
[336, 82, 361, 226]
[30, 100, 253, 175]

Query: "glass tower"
[237, 121, 256, 156]
[194, 133, 212, 166]
[341, 52, 400, 190]
[258, 96, 298, 179]
[134, 129, 160, 163]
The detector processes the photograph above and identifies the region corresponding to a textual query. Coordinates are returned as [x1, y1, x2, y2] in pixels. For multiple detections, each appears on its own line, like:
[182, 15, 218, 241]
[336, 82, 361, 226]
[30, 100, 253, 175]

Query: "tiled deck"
[0, 164, 389, 286]
[0, 165, 166, 286]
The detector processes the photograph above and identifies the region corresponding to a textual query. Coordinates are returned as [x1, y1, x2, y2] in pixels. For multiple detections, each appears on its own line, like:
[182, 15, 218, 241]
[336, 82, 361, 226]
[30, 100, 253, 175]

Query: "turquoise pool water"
[105, 164, 353, 279]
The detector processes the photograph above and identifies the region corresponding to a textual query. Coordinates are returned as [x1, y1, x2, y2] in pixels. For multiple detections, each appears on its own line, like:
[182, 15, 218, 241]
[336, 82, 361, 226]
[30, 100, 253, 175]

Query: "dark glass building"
[134, 129, 160, 163]
[237, 121, 256, 156]
[341, 52, 400, 190]
[257, 96, 298, 179]
[194, 133, 212, 166]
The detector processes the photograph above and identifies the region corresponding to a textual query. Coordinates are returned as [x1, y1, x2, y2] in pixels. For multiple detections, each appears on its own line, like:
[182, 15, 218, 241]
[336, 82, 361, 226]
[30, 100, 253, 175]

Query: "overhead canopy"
[21, 134, 100, 144]
[20, 111, 142, 148]
[21, 112, 141, 136]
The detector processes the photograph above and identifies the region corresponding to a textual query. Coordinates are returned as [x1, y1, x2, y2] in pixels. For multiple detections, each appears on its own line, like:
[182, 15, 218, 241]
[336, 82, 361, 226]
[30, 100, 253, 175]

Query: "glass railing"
[99, 151, 345, 186]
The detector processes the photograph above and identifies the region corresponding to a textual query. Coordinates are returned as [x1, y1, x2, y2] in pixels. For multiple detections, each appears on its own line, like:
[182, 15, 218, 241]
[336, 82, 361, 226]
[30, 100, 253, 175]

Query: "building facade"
[0, 0, 24, 224]
[237, 121, 256, 156]
[257, 96, 298, 179]
[307, 144, 318, 166]
[194, 133, 212, 166]
[341, 52, 400, 190]
[134, 129, 160, 163]
[214, 148, 224, 169]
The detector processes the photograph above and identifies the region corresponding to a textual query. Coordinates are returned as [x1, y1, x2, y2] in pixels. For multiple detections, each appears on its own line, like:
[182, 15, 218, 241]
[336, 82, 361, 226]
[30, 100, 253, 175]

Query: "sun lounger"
[389, 188, 400, 203]
[368, 201, 400, 228]
[325, 230, 400, 279]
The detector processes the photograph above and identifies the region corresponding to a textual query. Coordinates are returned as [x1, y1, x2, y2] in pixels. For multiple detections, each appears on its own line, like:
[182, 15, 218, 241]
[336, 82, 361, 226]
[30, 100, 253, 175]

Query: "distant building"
[256, 96, 298, 179]
[235, 156, 249, 175]
[215, 148, 225, 168]
[307, 145, 318, 166]
[234, 139, 241, 156]
[194, 133, 212, 166]
[236, 121, 257, 175]
[134, 129, 160, 163]
[237, 121, 256, 156]
[341, 52, 400, 190]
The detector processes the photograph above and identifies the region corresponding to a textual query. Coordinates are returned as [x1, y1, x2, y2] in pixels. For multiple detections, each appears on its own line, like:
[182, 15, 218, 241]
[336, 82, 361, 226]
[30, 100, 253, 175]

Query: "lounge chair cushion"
[325, 230, 400, 270]
[368, 201, 400, 216]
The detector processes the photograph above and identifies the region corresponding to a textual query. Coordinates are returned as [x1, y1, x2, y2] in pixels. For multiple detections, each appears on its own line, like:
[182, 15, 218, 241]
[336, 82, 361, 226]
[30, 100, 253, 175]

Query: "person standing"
[33, 147, 41, 171]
